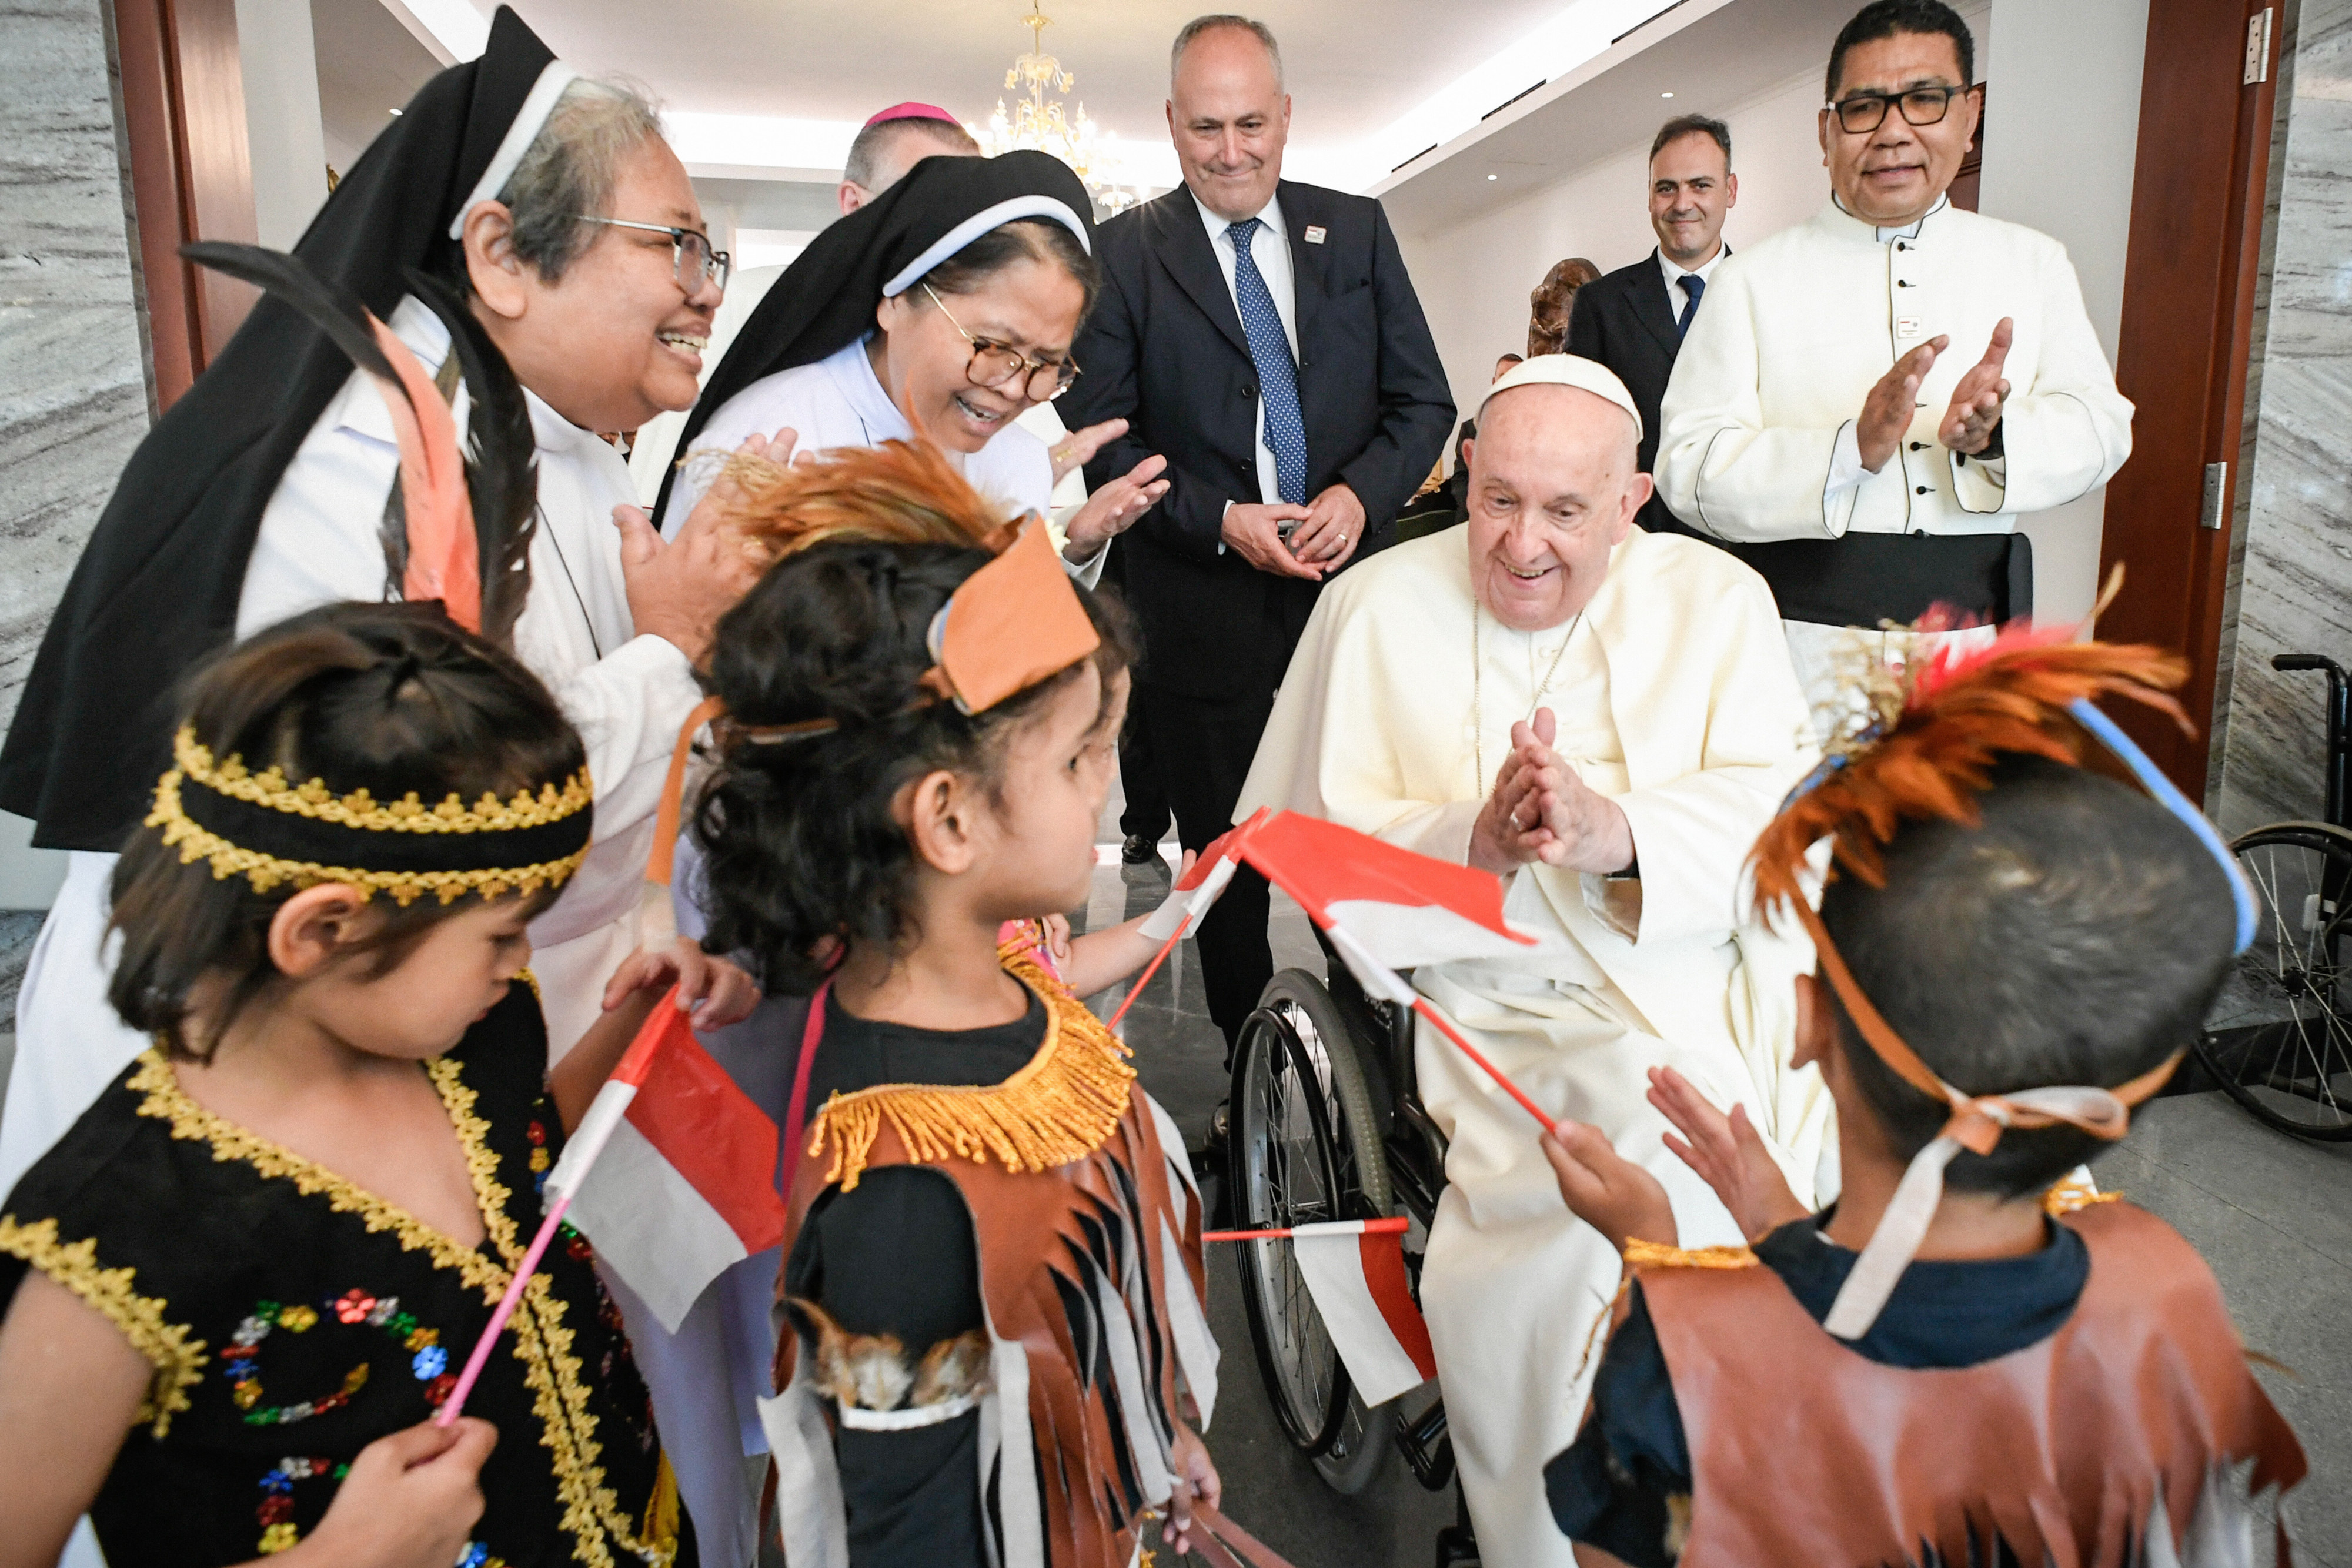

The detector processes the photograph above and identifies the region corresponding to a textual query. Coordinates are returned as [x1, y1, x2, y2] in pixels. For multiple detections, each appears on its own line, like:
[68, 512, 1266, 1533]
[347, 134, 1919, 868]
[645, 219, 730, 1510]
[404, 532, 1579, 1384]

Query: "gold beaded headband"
[146, 726, 594, 906]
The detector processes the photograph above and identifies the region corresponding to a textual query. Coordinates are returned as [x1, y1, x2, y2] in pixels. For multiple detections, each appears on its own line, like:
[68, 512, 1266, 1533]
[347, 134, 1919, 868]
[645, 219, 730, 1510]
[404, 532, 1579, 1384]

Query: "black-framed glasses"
[1829, 83, 1973, 134]
[574, 216, 731, 294]
[922, 283, 1081, 402]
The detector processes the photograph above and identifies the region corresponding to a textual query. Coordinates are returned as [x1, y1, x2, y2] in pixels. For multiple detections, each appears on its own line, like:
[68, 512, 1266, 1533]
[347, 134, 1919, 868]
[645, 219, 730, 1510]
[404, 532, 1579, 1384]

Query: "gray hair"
[1170, 15, 1284, 89]
[843, 116, 979, 193]
[496, 78, 666, 284]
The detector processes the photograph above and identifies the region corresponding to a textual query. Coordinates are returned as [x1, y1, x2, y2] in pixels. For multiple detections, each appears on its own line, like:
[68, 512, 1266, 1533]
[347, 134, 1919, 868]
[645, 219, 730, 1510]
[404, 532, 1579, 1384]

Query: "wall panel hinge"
[2246, 8, 2274, 85]
[2201, 461, 2230, 530]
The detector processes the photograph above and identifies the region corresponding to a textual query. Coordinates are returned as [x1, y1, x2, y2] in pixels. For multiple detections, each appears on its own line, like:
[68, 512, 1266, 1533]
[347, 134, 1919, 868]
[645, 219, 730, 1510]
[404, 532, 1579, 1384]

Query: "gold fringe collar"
[807, 950, 1136, 1192]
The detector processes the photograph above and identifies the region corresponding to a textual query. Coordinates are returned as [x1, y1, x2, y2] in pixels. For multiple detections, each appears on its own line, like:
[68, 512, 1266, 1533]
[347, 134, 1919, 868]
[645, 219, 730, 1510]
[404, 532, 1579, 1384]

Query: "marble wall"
[0, 0, 151, 906]
[2212, 0, 2352, 834]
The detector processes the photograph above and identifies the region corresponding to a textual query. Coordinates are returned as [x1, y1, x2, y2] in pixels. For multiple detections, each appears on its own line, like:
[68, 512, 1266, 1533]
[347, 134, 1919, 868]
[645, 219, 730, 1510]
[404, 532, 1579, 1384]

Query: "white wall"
[1977, 0, 2148, 624]
[1396, 61, 1837, 427]
[238, 0, 330, 249]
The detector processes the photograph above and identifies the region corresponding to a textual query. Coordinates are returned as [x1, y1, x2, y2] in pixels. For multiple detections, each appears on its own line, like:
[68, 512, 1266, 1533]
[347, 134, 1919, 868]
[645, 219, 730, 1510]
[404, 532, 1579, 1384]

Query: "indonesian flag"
[1236, 810, 1548, 985]
[1208, 1218, 1436, 1406]
[1135, 810, 1265, 942]
[553, 997, 789, 1332]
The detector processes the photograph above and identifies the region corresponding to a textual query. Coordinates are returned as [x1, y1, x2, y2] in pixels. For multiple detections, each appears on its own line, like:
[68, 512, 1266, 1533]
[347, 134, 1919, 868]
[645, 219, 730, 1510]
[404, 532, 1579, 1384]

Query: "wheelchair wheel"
[1230, 969, 1398, 1492]
[2196, 823, 2352, 1139]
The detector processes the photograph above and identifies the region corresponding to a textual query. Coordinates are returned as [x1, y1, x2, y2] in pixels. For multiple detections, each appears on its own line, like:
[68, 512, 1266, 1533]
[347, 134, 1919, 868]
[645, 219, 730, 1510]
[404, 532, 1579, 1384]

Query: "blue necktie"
[1676, 273, 1706, 342]
[1227, 218, 1307, 506]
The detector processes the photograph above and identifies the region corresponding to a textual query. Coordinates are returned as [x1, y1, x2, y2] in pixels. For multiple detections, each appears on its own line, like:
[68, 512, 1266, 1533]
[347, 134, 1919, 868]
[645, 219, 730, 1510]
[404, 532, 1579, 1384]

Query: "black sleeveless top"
[0, 979, 688, 1568]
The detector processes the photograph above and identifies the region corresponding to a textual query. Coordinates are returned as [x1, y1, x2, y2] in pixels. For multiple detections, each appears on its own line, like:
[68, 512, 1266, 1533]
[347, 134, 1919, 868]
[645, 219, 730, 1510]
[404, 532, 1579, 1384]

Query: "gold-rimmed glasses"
[921, 283, 1081, 402]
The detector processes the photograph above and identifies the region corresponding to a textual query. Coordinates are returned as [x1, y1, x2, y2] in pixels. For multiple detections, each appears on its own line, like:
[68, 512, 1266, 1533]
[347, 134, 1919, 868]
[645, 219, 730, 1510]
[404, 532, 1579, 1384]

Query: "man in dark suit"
[1565, 113, 1738, 537]
[1064, 12, 1452, 1058]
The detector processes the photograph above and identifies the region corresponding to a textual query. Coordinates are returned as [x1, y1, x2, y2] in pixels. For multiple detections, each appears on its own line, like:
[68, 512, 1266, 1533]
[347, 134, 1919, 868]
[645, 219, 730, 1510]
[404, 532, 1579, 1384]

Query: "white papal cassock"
[0, 296, 704, 1199]
[1236, 524, 1833, 1567]
[1655, 197, 2132, 720]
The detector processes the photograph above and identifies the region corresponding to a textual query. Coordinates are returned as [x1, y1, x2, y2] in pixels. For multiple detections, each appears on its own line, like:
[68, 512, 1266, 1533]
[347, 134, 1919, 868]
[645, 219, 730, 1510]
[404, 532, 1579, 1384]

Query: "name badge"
[1896, 315, 1923, 339]
[1304, 225, 1327, 245]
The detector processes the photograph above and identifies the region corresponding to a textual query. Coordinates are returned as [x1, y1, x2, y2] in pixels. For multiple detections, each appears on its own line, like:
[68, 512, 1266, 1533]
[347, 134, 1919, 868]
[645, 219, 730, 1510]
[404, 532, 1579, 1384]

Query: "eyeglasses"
[1829, 83, 1973, 134]
[921, 284, 1081, 402]
[574, 216, 731, 294]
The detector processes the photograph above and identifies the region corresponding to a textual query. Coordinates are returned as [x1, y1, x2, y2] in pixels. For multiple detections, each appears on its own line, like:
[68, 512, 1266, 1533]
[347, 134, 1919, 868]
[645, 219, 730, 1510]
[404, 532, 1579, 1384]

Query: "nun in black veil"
[653, 149, 1168, 580]
[0, 11, 770, 1561]
[0, 6, 769, 1178]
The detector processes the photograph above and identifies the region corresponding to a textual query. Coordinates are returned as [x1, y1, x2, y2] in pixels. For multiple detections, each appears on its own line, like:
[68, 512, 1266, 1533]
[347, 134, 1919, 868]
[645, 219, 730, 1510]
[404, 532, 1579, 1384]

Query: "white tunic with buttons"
[1655, 198, 2133, 711]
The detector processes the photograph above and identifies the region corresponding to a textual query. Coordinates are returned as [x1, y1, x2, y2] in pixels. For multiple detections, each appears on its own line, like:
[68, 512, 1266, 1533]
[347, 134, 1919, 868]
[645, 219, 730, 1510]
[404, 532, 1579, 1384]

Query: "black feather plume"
[184, 242, 425, 601]
[405, 270, 539, 644]
[183, 242, 404, 393]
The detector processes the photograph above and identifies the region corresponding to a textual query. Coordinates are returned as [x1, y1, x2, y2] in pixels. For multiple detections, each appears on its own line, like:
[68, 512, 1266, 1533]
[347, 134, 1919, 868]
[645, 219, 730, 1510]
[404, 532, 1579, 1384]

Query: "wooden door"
[2097, 1, 2280, 794]
[113, 0, 259, 410]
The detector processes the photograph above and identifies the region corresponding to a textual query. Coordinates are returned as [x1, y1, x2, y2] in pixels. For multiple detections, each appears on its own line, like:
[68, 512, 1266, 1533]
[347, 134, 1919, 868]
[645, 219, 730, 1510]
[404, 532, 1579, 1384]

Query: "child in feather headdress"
[1536, 628, 2307, 1568]
[681, 443, 1225, 1568]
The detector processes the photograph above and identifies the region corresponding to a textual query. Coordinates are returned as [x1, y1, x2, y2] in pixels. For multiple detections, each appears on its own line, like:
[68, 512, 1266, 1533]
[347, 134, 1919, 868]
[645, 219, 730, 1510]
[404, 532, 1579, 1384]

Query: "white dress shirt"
[1656, 244, 1729, 325]
[1193, 191, 1299, 517]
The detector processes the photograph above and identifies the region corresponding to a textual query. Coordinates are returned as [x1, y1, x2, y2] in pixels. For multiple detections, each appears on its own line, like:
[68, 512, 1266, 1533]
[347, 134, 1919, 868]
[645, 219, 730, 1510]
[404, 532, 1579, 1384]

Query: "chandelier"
[971, 1, 1138, 216]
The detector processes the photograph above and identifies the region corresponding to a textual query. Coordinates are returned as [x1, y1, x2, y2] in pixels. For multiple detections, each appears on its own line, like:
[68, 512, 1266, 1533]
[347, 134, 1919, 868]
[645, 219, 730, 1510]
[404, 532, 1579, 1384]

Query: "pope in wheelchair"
[1235, 356, 1834, 1566]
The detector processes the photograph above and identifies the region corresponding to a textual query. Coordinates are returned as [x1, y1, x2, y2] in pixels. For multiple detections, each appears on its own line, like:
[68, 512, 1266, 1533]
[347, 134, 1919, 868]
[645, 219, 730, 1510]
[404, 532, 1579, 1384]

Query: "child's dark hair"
[695, 540, 1134, 994]
[109, 601, 587, 1061]
[1819, 754, 2234, 1195]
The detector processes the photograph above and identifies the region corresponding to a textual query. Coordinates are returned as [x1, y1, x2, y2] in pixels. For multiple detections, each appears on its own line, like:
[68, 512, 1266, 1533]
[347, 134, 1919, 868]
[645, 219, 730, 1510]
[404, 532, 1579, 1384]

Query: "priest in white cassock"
[1237, 355, 1833, 1566]
[1655, 0, 2131, 721]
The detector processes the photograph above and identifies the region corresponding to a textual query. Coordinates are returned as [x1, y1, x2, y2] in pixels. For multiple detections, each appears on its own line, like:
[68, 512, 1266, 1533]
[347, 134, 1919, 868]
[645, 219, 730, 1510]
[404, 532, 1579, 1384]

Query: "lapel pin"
[1304, 225, 1327, 245]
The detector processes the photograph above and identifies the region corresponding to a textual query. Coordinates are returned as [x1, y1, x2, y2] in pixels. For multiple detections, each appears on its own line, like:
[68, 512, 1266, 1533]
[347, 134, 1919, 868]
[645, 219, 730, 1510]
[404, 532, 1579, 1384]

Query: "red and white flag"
[553, 998, 790, 1332]
[1205, 1217, 1435, 1406]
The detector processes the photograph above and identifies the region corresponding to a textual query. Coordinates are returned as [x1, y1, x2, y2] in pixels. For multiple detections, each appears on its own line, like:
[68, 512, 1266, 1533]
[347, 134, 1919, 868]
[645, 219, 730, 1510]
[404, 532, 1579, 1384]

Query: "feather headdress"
[636, 440, 1098, 944]
[1752, 624, 2193, 912]
[1748, 614, 2252, 1339]
[182, 243, 537, 641]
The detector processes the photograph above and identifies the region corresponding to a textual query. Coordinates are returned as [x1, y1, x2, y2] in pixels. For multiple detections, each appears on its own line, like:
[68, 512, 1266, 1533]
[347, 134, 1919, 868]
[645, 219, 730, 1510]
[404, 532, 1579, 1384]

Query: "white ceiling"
[359, 0, 1693, 193]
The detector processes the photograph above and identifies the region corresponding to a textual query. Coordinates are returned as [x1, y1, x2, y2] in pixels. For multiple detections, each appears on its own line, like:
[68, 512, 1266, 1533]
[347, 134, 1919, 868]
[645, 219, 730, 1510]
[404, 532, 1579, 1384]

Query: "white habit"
[2, 295, 704, 1198]
[1237, 526, 1833, 1568]
[1655, 198, 2132, 713]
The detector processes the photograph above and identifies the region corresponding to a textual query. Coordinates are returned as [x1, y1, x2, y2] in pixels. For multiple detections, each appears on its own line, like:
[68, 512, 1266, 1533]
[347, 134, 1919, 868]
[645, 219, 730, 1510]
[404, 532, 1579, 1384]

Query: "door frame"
[112, 0, 258, 412]
[2096, 0, 2280, 796]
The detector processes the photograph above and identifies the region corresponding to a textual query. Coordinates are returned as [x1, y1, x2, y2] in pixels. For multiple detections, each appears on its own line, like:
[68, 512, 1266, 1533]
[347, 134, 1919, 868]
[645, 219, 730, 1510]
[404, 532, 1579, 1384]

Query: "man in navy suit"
[1565, 113, 1739, 537]
[1064, 14, 1453, 1062]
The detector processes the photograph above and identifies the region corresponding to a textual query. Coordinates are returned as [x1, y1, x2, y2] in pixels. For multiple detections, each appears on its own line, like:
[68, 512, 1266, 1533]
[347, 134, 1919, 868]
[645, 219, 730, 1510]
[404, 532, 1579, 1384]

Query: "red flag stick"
[1411, 997, 1563, 1142]
[1202, 1217, 1410, 1242]
[1106, 925, 1184, 1031]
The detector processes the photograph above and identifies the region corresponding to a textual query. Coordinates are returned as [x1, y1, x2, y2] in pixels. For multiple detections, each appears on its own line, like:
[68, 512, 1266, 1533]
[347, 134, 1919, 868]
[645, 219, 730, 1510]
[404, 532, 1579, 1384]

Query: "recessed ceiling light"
[1661, 91, 1675, 99]
[1487, 173, 1499, 180]
[389, 107, 403, 116]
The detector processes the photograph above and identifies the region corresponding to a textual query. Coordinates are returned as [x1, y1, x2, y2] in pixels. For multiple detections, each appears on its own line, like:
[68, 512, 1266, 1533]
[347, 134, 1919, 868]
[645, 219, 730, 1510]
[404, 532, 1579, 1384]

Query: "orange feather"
[1751, 637, 2193, 919]
[365, 314, 480, 632]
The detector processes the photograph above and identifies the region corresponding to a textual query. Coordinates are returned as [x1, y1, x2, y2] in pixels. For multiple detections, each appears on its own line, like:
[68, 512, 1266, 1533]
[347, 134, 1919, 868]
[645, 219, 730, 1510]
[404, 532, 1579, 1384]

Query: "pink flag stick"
[435, 1198, 569, 1426]
[436, 988, 681, 1426]
[1202, 1217, 1409, 1242]
[1411, 997, 1563, 1142]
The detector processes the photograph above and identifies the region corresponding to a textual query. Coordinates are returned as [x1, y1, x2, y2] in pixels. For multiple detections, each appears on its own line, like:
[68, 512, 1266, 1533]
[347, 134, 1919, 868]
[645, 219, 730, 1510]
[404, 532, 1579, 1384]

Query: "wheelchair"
[2195, 653, 2352, 1139]
[1226, 932, 1479, 1562]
